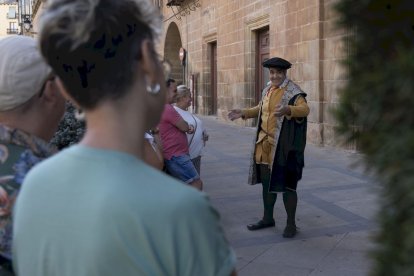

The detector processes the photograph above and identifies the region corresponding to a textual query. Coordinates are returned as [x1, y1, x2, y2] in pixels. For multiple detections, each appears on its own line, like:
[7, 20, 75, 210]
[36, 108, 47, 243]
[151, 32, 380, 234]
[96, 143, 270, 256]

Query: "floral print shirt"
[0, 125, 56, 260]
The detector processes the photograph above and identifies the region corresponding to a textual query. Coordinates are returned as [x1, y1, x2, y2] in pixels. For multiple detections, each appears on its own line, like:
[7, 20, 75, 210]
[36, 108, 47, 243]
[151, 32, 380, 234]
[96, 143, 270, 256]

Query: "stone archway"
[164, 22, 183, 84]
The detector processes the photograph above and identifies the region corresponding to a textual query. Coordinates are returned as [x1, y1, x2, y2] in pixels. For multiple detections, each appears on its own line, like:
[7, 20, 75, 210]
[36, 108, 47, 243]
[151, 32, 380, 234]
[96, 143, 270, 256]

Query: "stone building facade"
[31, 0, 350, 148]
[0, 0, 19, 38]
[30, 0, 43, 36]
[157, 0, 349, 148]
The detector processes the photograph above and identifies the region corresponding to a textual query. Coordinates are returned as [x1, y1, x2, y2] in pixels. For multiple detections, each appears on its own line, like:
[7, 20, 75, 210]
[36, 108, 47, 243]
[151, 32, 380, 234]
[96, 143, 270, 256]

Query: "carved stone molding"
[203, 32, 217, 44]
[245, 14, 270, 31]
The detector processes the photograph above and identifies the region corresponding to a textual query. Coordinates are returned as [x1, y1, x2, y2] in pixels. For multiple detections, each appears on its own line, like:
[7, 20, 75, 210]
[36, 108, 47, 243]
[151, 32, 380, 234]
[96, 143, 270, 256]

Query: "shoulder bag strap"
[188, 114, 197, 147]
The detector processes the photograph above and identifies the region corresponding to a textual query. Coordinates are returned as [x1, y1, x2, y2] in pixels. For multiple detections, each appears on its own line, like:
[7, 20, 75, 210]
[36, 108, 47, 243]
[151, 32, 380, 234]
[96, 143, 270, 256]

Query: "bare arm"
[174, 118, 194, 134]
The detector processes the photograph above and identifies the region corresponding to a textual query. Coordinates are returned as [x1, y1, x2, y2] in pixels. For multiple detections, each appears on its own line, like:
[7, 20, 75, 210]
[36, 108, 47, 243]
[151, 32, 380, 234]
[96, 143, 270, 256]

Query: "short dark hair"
[39, 0, 161, 110]
[166, 78, 176, 88]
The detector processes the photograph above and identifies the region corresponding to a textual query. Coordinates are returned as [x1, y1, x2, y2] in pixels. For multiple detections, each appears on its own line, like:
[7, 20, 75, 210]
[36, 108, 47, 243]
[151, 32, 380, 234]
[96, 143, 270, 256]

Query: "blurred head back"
[38, 0, 163, 110]
[0, 36, 52, 112]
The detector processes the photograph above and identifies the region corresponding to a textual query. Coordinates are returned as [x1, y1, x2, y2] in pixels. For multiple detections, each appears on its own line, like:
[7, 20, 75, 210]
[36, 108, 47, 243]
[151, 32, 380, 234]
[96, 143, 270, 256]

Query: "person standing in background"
[159, 79, 204, 190]
[0, 36, 65, 275]
[173, 84, 208, 174]
[228, 57, 309, 238]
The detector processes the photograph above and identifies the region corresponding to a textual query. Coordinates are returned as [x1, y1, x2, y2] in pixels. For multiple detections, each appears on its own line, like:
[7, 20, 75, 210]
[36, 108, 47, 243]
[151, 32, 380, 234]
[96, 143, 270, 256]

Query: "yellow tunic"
[242, 86, 309, 165]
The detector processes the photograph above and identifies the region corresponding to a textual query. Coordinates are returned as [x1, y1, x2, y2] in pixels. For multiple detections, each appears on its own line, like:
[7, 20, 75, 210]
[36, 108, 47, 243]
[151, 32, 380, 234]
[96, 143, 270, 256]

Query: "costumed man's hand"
[274, 104, 291, 117]
[228, 109, 243, 121]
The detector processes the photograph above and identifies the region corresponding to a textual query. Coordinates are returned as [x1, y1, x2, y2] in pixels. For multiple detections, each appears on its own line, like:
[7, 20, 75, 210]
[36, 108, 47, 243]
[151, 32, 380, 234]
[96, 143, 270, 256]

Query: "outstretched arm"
[228, 104, 261, 121]
[228, 109, 243, 121]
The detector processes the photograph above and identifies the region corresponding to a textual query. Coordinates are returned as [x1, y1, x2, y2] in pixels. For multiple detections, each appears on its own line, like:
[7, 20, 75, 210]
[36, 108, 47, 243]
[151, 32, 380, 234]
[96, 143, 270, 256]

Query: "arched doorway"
[164, 22, 183, 84]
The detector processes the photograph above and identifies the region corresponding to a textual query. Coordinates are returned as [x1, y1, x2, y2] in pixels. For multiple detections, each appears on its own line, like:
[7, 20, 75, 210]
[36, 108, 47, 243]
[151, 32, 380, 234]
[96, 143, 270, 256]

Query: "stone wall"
[160, 0, 350, 148]
[30, 0, 350, 148]
[0, 3, 19, 38]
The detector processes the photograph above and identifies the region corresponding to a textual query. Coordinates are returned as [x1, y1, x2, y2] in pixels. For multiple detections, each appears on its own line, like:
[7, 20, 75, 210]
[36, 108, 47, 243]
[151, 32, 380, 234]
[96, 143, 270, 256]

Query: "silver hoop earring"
[146, 83, 160, 95]
[74, 109, 85, 121]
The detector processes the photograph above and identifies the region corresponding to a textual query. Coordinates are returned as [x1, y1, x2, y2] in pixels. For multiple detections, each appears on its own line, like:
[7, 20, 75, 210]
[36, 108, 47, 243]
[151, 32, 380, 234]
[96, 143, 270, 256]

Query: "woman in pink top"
[158, 79, 203, 190]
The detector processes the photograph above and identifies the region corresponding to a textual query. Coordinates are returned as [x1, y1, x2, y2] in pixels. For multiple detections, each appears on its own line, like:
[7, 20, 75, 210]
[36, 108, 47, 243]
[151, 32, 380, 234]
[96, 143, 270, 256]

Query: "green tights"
[260, 165, 297, 225]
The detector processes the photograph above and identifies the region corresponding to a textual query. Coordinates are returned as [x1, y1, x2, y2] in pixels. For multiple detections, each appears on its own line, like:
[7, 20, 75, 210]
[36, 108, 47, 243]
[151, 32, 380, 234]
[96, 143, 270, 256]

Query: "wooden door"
[256, 28, 269, 104]
[210, 42, 217, 115]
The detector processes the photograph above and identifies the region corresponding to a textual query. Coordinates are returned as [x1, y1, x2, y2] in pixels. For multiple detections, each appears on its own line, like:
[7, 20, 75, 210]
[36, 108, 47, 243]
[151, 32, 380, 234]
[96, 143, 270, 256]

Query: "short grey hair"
[38, 0, 162, 109]
[175, 85, 191, 101]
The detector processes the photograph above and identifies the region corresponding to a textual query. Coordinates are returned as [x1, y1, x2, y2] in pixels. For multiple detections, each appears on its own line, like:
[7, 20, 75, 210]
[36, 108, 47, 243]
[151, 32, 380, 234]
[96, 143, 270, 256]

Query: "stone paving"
[199, 115, 380, 276]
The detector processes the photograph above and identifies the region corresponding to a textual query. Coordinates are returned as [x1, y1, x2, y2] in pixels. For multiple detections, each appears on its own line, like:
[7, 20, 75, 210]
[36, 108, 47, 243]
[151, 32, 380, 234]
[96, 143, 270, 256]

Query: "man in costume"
[228, 57, 309, 238]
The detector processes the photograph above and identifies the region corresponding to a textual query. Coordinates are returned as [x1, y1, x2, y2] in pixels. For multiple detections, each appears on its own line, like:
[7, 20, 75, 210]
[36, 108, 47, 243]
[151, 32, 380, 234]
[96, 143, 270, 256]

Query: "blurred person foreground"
[0, 35, 65, 275]
[12, 0, 236, 276]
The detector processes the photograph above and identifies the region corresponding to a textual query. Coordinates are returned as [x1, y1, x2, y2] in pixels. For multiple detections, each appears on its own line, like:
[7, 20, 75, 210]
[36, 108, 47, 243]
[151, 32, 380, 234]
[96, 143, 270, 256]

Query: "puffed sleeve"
[242, 104, 260, 119]
[287, 96, 309, 119]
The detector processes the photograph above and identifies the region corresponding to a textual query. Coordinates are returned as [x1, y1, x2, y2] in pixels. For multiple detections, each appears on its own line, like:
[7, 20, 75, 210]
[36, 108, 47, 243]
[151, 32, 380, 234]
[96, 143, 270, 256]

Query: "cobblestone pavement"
[199, 115, 379, 276]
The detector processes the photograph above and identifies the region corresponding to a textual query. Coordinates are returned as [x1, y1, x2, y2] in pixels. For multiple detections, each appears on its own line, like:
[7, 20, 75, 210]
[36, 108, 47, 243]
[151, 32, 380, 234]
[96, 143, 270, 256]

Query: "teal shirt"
[13, 145, 236, 276]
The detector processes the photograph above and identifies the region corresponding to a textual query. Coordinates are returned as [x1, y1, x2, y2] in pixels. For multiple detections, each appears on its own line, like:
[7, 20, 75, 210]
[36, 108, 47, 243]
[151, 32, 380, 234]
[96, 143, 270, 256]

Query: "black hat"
[262, 57, 292, 69]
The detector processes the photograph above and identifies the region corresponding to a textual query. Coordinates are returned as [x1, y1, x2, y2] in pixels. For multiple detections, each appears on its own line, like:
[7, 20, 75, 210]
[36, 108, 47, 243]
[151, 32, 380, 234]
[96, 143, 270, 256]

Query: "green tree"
[50, 102, 86, 150]
[335, 0, 414, 275]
